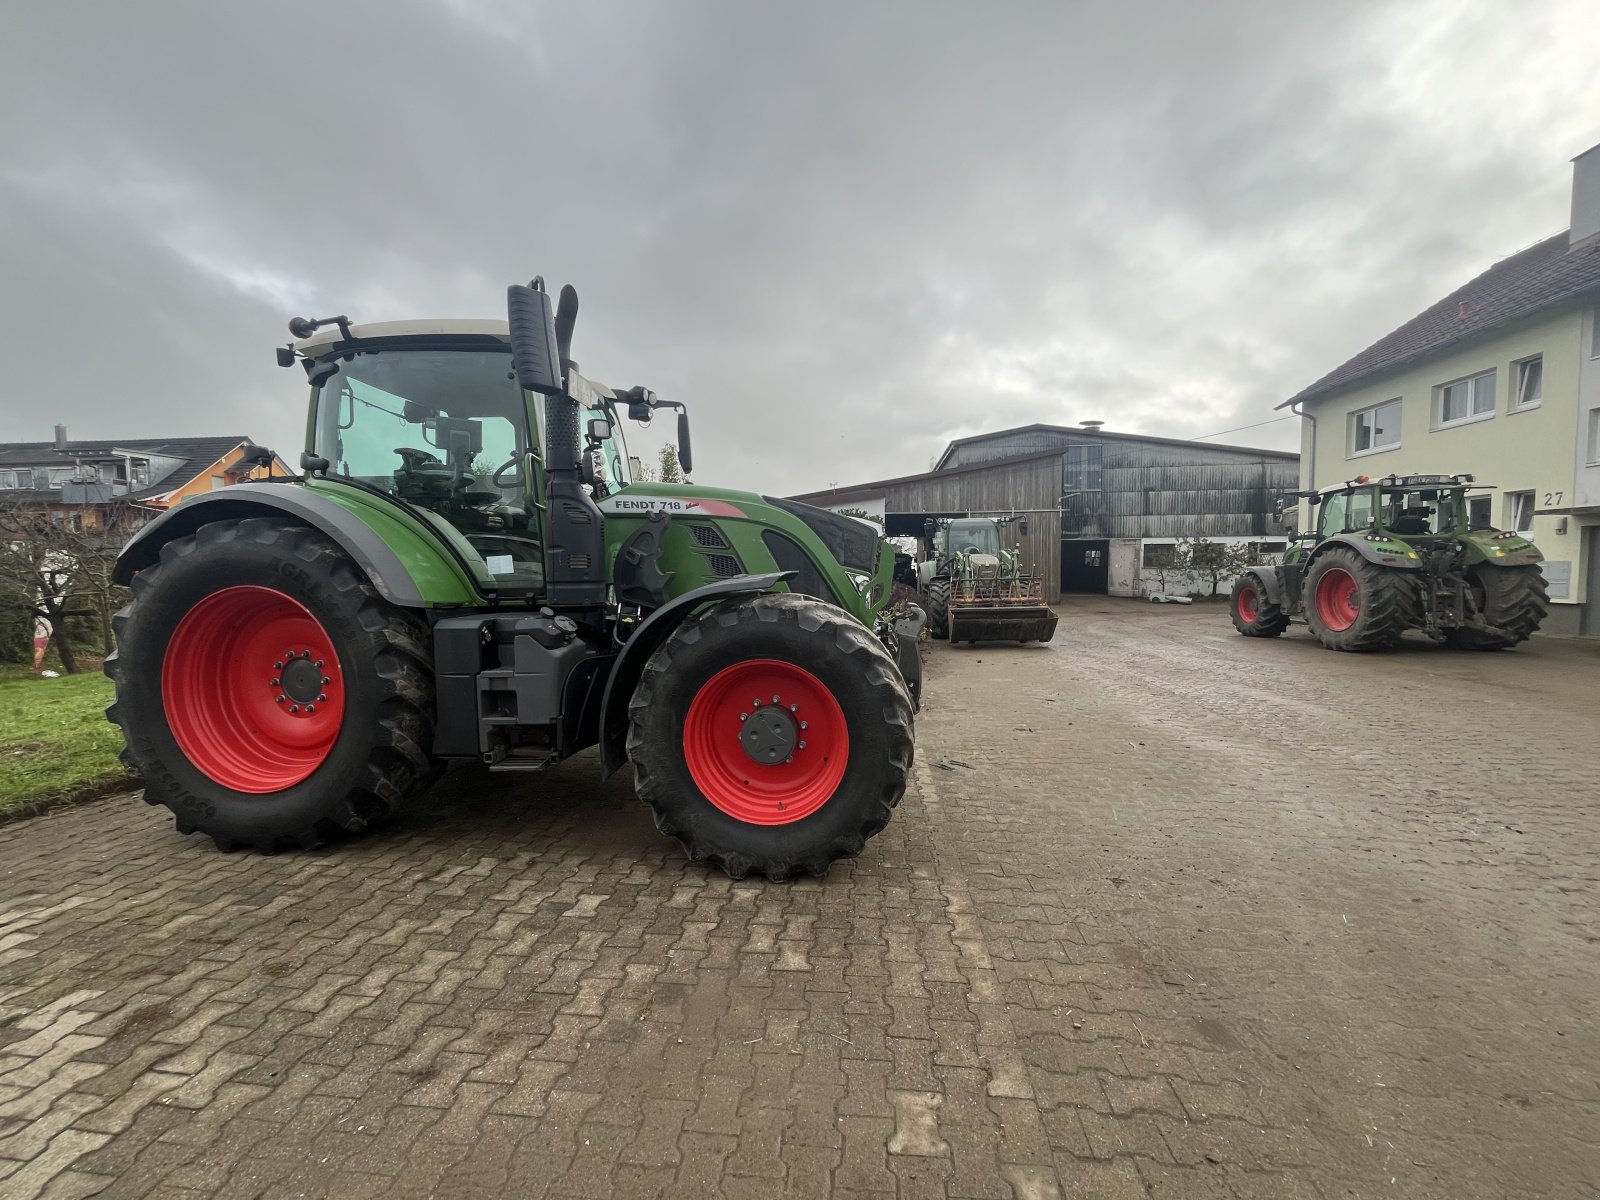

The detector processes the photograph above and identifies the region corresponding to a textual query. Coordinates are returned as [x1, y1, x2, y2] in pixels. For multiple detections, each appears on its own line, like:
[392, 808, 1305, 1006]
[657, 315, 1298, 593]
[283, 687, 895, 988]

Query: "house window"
[1505, 490, 1535, 537]
[1467, 495, 1492, 530]
[1588, 409, 1600, 465]
[0, 469, 27, 489]
[1436, 370, 1496, 426]
[130, 460, 150, 488]
[1351, 399, 1401, 455]
[1512, 357, 1542, 410]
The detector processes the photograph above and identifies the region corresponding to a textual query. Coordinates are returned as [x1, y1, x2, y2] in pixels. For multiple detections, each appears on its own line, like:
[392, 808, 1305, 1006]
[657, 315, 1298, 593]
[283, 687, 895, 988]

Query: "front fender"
[1245, 568, 1284, 608]
[112, 482, 478, 607]
[597, 572, 789, 777]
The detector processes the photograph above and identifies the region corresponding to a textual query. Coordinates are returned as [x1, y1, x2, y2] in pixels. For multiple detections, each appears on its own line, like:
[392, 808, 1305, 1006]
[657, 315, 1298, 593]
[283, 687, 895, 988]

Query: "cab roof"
[293, 319, 510, 354]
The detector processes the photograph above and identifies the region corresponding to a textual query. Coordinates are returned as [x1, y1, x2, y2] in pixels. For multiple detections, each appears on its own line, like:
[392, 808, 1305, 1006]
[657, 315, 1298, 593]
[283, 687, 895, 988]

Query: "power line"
[1190, 413, 1298, 441]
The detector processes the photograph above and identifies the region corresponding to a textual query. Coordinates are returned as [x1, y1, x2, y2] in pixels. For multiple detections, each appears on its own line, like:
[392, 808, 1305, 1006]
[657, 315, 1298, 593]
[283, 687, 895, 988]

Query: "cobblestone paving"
[1, 598, 1596, 1198]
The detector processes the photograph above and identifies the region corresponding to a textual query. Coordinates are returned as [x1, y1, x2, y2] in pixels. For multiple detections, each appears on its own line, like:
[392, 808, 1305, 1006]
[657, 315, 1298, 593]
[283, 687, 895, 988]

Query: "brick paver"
[0, 597, 1596, 1197]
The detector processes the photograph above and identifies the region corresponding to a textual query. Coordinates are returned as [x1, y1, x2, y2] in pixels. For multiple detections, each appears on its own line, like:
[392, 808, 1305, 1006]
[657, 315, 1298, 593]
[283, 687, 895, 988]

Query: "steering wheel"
[394, 447, 441, 469]
[492, 458, 524, 488]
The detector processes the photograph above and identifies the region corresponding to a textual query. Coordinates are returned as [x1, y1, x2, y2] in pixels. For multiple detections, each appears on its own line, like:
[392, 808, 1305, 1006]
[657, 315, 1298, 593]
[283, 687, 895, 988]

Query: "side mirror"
[676, 411, 693, 475]
[506, 281, 564, 396]
[586, 418, 613, 442]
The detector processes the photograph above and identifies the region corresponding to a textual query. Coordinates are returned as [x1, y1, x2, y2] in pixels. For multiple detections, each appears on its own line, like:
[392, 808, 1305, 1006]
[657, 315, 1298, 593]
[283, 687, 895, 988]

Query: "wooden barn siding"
[883, 457, 1062, 602]
[945, 430, 1298, 470]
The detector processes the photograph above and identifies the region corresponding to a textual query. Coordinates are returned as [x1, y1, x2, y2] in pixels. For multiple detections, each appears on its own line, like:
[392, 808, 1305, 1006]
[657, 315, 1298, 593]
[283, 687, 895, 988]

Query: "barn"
[789, 423, 1300, 602]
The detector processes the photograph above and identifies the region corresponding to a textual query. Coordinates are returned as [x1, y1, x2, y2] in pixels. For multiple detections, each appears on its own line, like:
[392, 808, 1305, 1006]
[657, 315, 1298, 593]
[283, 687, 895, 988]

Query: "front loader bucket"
[948, 603, 1058, 644]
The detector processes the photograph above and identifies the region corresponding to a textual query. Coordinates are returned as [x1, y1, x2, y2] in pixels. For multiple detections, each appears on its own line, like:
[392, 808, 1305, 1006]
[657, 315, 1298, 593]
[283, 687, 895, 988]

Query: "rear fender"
[111, 482, 466, 607]
[1311, 534, 1422, 571]
[597, 572, 789, 777]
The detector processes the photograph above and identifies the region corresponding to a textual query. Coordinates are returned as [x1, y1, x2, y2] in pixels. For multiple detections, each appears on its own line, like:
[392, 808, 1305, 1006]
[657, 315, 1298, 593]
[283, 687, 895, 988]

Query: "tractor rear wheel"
[1229, 573, 1290, 638]
[626, 592, 914, 880]
[1303, 547, 1416, 651]
[105, 519, 437, 852]
[1445, 565, 1549, 650]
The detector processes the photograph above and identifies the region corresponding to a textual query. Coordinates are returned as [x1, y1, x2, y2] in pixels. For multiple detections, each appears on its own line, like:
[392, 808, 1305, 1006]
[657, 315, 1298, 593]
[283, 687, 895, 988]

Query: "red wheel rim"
[1314, 567, 1361, 632]
[1236, 585, 1260, 623]
[162, 586, 345, 793]
[682, 659, 848, 825]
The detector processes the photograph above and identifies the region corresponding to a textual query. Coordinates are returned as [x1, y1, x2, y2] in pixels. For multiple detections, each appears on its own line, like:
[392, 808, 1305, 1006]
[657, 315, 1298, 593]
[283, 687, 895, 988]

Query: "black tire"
[1229, 573, 1290, 638]
[1302, 547, 1417, 652]
[925, 579, 952, 640]
[626, 592, 914, 881]
[1445, 565, 1549, 650]
[105, 519, 437, 852]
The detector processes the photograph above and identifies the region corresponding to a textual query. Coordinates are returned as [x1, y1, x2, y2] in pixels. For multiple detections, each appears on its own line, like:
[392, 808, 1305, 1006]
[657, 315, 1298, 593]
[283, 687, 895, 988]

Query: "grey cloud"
[2, 0, 1596, 493]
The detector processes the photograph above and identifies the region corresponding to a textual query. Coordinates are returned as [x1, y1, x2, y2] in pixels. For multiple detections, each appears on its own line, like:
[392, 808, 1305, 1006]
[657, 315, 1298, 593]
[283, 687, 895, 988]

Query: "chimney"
[1571, 142, 1600, 249]
[53, 424, 68, 451]
[1079, 420, 1105, 432]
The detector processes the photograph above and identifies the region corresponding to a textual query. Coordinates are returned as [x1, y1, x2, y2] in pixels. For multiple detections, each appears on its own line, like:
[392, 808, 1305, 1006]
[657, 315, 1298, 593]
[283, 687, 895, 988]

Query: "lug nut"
[289, 704, 300, 713]
[301, 650, 312, 659]
[314, 660, 324, 668]
[771, 694, 780, 703]
[740, 712, 748, 720]
[305, 704, 315, 714]
[321, 676, 331, 686]
[798, 741, 807, 750]
[274, 661, 284, 670]
[275, 695, 286, 704]
[800, 721, 808, 730]
[269, 678, 280, 687]
[317, 693, 327, 702]
[789, 704, 798, 712]
[753, 699, 761, 707]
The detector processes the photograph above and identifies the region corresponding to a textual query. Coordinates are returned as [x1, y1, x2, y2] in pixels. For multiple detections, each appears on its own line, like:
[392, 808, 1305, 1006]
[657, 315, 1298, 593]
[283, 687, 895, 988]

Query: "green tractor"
[916, 516, 1058, 645]
[105, 279, 921, 880]
[1229, 472, 1548, 651]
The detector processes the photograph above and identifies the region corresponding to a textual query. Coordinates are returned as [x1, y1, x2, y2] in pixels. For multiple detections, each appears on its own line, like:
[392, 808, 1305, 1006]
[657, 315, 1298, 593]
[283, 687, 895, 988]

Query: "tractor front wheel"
[106, 519, 437, 852]
[626, 592, 914, 880]
[925, 579, 952, 640]
[1444, 565, 1549, 650]
[1303, 548, 1416, 651]
[1229, 573, 1290, 638]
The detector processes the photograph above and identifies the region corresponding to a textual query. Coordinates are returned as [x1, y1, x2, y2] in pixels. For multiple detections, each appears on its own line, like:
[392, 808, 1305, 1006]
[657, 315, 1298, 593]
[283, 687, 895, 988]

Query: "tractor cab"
[291, 320, 651, 598]
[1304, 473, 1483, 546]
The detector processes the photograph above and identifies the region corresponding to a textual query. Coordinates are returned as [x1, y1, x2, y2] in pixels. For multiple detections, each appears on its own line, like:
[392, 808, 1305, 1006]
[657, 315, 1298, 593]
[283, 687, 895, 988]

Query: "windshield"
[945, 520, 1001, 556]
[311, 347, 544, 592]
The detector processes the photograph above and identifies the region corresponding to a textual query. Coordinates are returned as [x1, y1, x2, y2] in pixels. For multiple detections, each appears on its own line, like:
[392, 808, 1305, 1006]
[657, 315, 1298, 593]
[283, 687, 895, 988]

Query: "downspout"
[1290, 401, 1316, 490]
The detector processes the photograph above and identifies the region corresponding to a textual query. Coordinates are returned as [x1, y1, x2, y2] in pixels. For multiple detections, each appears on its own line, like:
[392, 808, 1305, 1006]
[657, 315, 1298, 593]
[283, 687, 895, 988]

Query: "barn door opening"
[1060, 538, 1110, 594]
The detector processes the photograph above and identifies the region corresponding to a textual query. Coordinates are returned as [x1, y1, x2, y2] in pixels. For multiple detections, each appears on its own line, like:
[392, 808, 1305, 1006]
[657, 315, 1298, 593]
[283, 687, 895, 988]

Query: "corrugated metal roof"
[1282, 232, 1600, 408]
[932, 424, 1299, 469]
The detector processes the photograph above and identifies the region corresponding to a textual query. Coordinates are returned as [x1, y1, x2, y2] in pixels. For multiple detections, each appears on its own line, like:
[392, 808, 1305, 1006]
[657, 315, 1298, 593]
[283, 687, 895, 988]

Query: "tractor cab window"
[1384, 489, 1455, 535]
[312, 348, 544, 592]
[1318, 493, 1347, 538]
[1346, 490, 1376, 531]
[944, 520, 1001, 556]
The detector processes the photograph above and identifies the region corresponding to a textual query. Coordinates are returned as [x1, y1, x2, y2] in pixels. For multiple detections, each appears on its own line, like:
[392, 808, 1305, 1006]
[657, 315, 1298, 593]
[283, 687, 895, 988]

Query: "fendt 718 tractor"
[106, 279, 921, 880]
[1229, 473, 1548, 652]
[917, 516, 1057, 644]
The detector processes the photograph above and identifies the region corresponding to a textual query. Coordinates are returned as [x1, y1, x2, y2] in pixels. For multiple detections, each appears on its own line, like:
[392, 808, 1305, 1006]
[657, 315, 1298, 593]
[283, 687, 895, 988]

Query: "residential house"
[1280, 145, 1600, 637]
[0, 426, 292, 533]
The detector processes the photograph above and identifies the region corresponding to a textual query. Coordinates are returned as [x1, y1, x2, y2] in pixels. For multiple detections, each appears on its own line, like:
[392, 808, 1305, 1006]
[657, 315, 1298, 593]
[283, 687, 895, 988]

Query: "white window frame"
[1588, 409, 1600, 466]
[1349, 398, 1402, 458]
[1504, 490, 1535, 537]
[1434, 370, 1496, 429]
[1510, 355, 1542, 412]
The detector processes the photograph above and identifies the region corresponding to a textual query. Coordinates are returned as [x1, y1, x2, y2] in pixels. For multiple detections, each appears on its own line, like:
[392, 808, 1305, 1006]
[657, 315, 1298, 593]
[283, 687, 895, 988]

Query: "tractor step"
[486, 748, 556, 773]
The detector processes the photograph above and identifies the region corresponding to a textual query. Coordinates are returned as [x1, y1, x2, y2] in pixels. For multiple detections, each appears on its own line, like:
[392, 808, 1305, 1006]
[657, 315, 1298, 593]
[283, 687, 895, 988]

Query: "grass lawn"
[0, 662, 137, 818]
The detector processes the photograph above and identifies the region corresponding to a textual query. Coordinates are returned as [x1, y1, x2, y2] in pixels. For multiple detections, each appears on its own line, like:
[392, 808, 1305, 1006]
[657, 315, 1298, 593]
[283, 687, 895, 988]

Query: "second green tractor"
[1230, 473, 1548, 651]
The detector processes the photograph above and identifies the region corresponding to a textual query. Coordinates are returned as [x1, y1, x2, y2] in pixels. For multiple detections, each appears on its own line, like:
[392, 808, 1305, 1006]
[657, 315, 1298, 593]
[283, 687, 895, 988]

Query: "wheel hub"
[741, 702, 798, 765]
[277, 654, 327, 707]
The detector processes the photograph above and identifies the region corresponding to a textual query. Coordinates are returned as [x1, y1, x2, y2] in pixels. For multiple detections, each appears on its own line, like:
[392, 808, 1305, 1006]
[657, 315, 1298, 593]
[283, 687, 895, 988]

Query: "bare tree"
[0, 497, 139, 674]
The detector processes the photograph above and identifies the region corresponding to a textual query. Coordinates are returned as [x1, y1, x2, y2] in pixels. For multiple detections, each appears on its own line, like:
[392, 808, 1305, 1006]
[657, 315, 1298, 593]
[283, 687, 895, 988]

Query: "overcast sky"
[2, 1, 1596, 495]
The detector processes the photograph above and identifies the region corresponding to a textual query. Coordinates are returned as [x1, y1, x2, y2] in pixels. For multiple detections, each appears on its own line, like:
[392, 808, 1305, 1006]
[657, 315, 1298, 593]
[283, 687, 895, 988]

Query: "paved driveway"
[1, 598, 1596, 1198]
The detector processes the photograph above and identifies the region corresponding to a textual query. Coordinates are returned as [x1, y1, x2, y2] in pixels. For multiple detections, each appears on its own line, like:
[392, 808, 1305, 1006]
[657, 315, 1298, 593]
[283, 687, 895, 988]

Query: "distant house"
[1280, 144, 1600, 637]
[0, 426, 292, 533]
